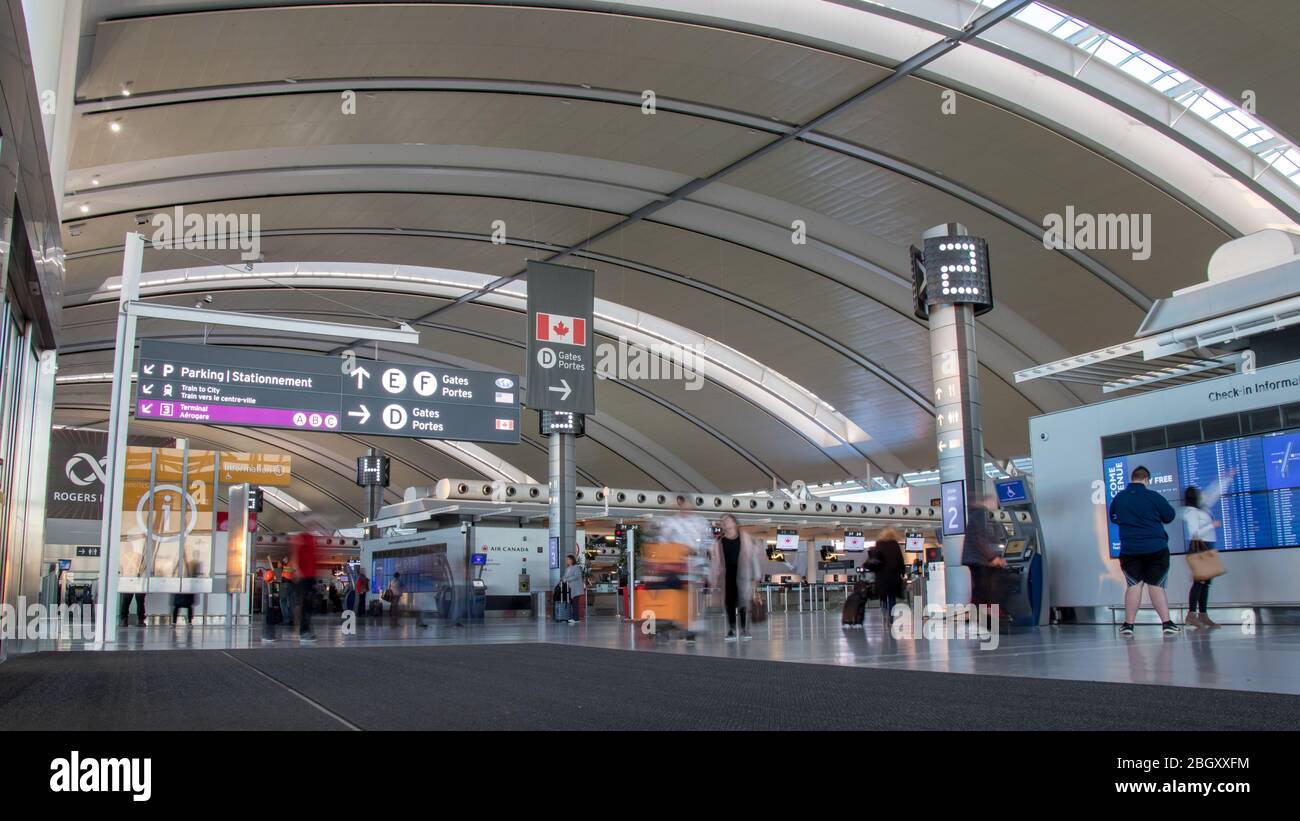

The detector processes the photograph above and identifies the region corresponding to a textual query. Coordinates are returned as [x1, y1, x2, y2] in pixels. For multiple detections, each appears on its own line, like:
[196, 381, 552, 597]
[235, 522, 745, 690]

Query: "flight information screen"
[1102, 428, 1300, 556]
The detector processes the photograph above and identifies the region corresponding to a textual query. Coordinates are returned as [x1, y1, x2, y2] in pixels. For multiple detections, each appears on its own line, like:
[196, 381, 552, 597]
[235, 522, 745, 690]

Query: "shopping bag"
[1186, 545, 1225, 581]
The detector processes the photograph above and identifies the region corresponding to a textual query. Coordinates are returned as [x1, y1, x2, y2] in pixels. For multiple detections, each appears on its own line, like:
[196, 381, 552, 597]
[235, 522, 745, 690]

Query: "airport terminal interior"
[1, 0, 1300, 732]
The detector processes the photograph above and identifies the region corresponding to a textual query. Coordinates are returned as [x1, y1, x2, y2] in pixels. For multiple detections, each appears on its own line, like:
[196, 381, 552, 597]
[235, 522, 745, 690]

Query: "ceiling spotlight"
[91, 176, 100, 186]
[79, 204, 90, 214]
[243, 254, 264, 272]
[193, 294, 214, 308]
[109, 120, 122, 132]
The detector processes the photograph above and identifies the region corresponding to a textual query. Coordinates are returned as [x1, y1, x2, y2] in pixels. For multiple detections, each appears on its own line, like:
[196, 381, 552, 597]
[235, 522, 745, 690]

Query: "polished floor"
[7, 610, 1300, 697]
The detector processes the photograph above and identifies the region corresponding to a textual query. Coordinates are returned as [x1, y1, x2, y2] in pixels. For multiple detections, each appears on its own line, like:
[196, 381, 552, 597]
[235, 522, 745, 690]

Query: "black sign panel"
[46, 428, 170, 520]
[136, 341, 520, 444]
[525, 261, 596, 414]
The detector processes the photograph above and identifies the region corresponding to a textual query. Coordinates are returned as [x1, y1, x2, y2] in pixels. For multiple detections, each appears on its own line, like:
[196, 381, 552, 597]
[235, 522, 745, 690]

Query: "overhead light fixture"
[109, 120, 122, 132]
[79, 204, 90, 214]
[91, 176, 100, 186]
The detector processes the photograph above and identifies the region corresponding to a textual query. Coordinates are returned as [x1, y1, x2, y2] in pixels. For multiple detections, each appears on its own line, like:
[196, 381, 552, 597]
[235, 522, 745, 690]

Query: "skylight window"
[1011, 2, 1300, 187]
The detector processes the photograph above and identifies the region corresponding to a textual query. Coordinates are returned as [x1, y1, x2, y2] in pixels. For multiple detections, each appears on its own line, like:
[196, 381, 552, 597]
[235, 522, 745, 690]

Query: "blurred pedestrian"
[278, 560, 295, 626]
[660, 497, 711, 641]
[290, 532, 320, 642]
[386, 571, 403, 627]
[356, 568, 369, 618]
[865, 527, 906, 625]
[709, 514, 763, 641]
[963, 494, 1007, 633]
[1183, 467, 1234, 629]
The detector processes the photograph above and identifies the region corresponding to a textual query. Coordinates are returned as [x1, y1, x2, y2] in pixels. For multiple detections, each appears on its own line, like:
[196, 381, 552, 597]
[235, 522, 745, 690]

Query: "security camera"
[134, 213, 153, 226]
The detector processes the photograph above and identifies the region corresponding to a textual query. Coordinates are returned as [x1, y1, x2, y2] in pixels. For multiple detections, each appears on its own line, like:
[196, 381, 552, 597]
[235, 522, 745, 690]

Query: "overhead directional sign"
[525, 260, 596, 415]
[135, 341, 520, 444]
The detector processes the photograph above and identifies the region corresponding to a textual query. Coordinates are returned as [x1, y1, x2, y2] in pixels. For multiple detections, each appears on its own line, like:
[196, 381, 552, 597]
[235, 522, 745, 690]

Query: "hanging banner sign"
[135, 340, 519, 444]
[525, 261, 596, 414]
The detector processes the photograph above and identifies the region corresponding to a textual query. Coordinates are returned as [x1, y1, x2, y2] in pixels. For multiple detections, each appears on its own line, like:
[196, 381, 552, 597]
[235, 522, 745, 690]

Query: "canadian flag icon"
[495, 418, 515, 431]
[535, 312, 586, 346]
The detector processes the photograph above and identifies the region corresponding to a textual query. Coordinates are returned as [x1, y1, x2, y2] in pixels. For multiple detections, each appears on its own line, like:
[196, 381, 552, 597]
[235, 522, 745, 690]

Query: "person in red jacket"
[290, 532, 320, 642]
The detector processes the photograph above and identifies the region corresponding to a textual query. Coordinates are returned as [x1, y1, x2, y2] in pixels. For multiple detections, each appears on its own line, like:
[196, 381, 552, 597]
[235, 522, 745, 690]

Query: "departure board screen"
[1102, 428, 1300, 556]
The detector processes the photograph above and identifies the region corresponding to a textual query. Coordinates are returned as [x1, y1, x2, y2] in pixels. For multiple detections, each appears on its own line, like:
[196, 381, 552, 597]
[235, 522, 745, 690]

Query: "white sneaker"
[725, 631, 738, 642]
[741, 632, 752, 641]
[567, 619, 577, 624]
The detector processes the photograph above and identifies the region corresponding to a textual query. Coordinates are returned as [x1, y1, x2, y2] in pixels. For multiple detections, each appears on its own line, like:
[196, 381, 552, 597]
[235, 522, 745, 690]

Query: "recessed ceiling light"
[90, 177, 100, 186]
[121, 88, 131, 97]
[109, 120, 122, 132]
[79, 204, 90, 213]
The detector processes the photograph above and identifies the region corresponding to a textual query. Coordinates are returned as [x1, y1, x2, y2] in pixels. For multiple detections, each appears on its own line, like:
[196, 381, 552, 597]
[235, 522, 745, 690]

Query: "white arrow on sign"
[141, 384, 155, 395]
[352, 366, 371, 389]
[548, 379, 572, 401]
[142, 364, 156, 375]
[347, 405, 371, 425]
[141, 402, 154, 414]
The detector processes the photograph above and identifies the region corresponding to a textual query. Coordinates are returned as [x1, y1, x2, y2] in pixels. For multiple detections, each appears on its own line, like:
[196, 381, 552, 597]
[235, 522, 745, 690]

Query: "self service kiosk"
[994, 477, 1046, 626]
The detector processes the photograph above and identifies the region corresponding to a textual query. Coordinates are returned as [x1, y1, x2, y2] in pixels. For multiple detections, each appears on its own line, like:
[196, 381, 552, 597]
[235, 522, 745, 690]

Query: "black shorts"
[1119, 550, 1170, 588]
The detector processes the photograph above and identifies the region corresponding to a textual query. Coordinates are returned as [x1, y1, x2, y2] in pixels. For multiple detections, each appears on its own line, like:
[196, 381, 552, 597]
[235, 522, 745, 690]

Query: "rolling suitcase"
[554, 582, 572, 622]
[841, 593, 867, 626]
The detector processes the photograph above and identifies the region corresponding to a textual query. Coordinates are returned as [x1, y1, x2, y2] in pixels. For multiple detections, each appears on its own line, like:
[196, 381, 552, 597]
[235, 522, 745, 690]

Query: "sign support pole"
[924, 222, 988, 611]
[548, 431, 576, 594]
[95, 232, 144, 642]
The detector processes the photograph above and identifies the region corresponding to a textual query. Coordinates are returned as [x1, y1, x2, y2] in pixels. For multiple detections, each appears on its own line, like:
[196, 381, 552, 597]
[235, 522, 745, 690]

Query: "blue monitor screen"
[1102, 427, 1300, 557]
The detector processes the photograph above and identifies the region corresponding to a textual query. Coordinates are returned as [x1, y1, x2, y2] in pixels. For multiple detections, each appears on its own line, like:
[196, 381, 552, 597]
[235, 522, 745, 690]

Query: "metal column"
[96, 232, 145, 639]
[925, 224, 987, 610]
[548, 432, 576, 590]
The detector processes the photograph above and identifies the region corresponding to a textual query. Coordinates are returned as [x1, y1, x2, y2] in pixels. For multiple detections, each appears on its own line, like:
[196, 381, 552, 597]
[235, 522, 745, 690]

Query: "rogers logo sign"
[65, 453, 108, 487]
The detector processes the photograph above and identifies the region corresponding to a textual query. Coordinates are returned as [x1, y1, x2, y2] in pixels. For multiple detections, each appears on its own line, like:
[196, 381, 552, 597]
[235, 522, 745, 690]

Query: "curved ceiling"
[51, 0, 1300, 528]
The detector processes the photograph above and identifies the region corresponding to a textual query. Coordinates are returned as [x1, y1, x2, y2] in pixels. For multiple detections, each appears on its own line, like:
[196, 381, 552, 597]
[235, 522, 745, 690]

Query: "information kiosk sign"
[135, 341, 520, 444]
[525, 261, 596, 414]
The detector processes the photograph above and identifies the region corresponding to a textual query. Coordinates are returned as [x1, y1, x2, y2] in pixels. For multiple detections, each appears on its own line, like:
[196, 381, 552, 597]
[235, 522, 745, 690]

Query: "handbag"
[1186, 539, 1225, 581]
[748, 592, 768, 624]
[381, 588, 396, 602]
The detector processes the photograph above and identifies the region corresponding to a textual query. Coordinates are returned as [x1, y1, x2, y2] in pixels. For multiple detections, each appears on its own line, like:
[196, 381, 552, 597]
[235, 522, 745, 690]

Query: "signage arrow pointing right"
[348, 404, 371, 425]
[548, 379, 572, 401]
[352, 366, 370, 389]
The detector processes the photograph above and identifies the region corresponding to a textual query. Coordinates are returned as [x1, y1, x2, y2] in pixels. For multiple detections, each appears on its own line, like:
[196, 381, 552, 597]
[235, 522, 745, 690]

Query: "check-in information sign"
[135, 341, 520, 444]
[525, 260, 596, 414]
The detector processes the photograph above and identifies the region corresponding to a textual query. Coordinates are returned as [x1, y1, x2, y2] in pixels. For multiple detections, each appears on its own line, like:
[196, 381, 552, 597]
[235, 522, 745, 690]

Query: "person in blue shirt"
[1108, 465, 1181, 636]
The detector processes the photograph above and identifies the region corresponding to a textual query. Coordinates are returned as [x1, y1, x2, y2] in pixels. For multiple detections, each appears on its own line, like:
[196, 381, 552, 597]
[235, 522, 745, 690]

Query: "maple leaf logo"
[553, 320, 569, 337]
